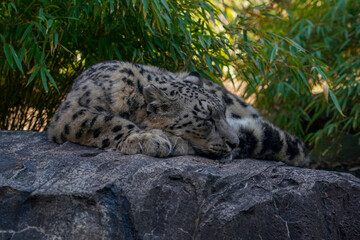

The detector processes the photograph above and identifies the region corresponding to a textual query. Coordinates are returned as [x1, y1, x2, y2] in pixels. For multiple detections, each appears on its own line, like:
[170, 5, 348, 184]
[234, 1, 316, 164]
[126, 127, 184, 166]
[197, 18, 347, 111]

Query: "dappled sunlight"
[6, 107, 47, 132]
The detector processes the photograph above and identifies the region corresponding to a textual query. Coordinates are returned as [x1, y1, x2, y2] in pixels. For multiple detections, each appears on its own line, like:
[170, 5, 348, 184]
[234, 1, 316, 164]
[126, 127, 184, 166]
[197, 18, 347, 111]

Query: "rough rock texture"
[0, 131, 360, 240]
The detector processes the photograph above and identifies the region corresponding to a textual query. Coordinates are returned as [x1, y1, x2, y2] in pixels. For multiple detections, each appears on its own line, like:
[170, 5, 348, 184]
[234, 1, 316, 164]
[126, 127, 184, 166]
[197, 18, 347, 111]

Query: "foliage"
[219, 0, 359, 167]
[1, 0, 230, 130]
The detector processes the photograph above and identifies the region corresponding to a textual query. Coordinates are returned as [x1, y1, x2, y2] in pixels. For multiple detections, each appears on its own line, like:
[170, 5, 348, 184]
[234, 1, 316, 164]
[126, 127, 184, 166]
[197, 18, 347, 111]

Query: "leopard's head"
[142, 73, 239, 159]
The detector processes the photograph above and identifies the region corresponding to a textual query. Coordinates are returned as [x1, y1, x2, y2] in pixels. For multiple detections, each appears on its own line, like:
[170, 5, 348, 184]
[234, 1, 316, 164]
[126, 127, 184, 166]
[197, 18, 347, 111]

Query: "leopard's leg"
[48, 105, 191, 157]
[228, 118, 310, 166]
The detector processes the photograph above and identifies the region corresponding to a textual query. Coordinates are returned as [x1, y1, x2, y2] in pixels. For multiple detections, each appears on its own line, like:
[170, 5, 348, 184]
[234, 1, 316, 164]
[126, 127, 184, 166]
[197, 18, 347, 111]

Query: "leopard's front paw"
[165, 133, 195, 156]
[119, 129, 173, 157]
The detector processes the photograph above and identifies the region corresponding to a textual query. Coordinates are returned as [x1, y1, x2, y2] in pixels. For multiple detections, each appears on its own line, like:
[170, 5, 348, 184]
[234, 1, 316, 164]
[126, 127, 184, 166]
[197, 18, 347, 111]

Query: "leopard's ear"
[184, 71, 203, 87]
[143, 84, 175, 115]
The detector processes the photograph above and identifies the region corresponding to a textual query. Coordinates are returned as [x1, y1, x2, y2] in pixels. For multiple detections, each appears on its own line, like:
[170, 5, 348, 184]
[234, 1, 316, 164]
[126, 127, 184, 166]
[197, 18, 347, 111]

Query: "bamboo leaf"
[297, 70, 311, 89]
[284, 37, 306, 52]
[315, 66, 331, 81]
[21, 23, 34, 42]
[113, 45, 122, 60]
[142, 0, 149, 14]
[19, 48, 25, 62]
[199, 36, 206, 49]
[170, 46, 177, 62]
[44, 68, 59, 92]
[256, 58, 265, 76]
[160, 0, 170, 13]
[3, 44, 14, 68]
[10, 2, 17, 12]
[269, 43, 278, 62]
[284, 82, 299, 95]
[205, 55, 213, 72]
[329, 90, 345, 117]
[9, 45, 24, 74]
[27, 66, 40, 85]
[109, 0, 114, 12]
[47, 19, 53, 30]
[40, 68, 49, 92]
[54, 32, 59, 46]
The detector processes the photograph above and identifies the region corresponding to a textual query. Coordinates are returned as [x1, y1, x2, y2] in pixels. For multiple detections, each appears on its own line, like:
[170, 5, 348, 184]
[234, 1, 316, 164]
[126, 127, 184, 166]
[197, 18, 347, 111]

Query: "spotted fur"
[48, 61, 310, 166]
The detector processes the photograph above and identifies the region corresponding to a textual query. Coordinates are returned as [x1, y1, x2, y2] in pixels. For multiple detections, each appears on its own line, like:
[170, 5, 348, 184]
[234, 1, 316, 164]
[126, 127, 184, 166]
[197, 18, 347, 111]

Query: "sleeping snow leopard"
[48, 61, 310, 166]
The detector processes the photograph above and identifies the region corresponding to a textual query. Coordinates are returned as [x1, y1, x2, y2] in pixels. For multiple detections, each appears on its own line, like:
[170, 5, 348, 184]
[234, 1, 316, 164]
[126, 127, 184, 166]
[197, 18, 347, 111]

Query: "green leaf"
[27, 66, 40, 85]
[315, 66, 331, 81]
[54, 32, 59, 46]
[19, 48, 25, 62]
[268, 32, 306, 52]
[284, 37, 306, 52]
[40, 68, 49, 92]
[339, 39, 350, 50]
[7, 4, 11, 17]
[21, 23, 34, 42]
[213, 59, 222, 75]
[170, 46, 177, 62]
[205, 55, 213, 72]
[262, 12, 280, 19]
[3, 44, 14, 68]
[44, 68, 59, 92]
[256, 58, 265, 76]
[160, 0, 170, 13]
[38, 8, 45, 21]
[8, 45, 24, 74]
[298, 70, 311, 89]
[142, 0, 149, 14]
[153, 0, 161, 12]
[199, 36, 206, 49]
[311, 56, 327, 67]
[113, 45, 122, 60]
[243, 45, 254, 61]
[171, 41, 185, 61]
[329, 90, 345, 117]
[284, 82, 299, 95]
[269, 43, 278, 62]
[47, 19, 53, 30]
[109, 0, 114, 12]
[10, 2, 17, 12]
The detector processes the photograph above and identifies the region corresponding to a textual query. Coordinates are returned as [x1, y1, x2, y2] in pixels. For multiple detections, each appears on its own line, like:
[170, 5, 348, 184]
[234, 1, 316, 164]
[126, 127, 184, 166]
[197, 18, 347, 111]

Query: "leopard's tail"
[229, 118, 310, 166]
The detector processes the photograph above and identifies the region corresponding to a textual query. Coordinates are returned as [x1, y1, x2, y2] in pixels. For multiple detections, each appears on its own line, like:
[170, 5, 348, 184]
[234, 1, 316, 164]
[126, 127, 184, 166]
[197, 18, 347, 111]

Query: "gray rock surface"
[0, 131, 360, 240]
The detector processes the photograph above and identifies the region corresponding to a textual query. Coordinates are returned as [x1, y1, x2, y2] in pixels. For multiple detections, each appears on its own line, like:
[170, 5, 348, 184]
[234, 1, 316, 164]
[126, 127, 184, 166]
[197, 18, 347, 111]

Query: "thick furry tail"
[229, 118, 310, 167]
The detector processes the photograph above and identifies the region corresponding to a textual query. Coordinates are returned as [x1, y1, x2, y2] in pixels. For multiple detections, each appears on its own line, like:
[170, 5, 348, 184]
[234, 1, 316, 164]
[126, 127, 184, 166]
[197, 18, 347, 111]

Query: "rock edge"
[0, 131, 359, 240]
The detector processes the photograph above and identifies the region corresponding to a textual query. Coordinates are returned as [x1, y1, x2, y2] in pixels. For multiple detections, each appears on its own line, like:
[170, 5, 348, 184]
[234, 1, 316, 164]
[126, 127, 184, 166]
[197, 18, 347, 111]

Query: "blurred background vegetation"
[1, 0, 359, 175]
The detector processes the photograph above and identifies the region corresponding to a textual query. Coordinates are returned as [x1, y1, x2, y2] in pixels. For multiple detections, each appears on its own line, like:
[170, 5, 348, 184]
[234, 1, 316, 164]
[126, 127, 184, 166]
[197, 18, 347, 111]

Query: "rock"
[0, 131, 360, 240]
